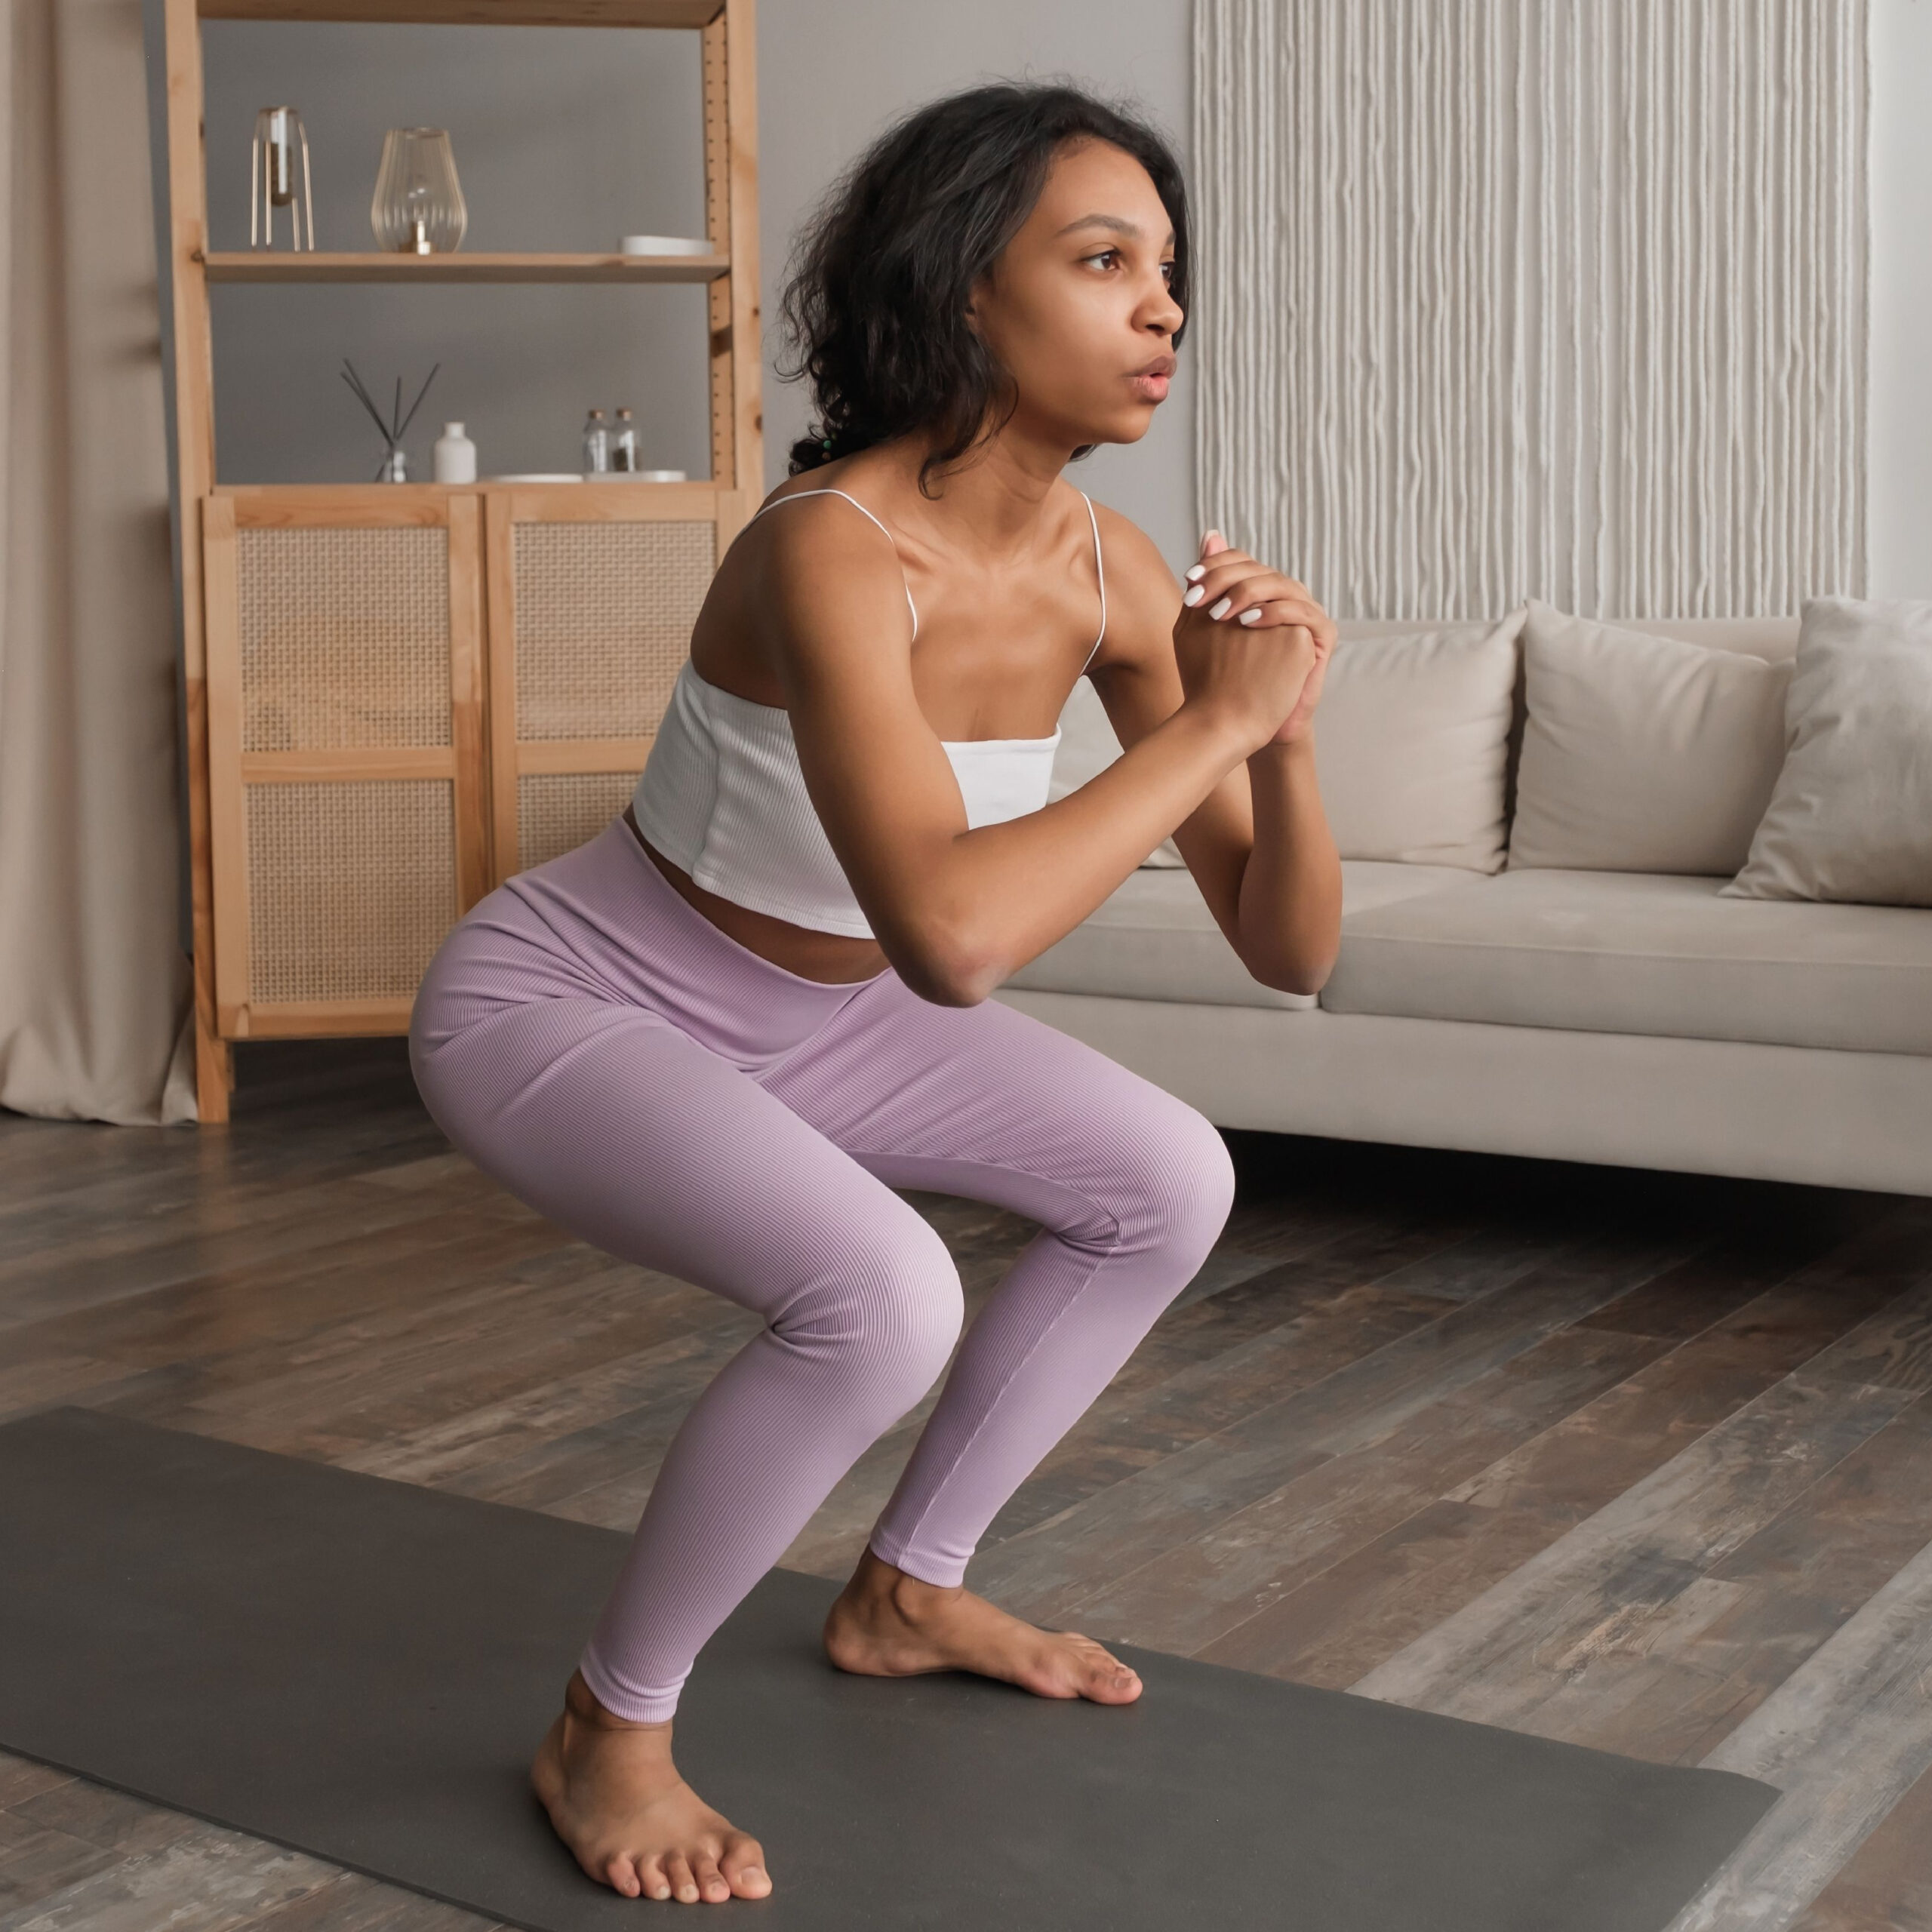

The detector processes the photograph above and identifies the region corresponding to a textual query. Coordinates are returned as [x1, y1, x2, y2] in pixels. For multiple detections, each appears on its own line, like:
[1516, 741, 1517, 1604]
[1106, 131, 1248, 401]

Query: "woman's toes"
[692, 1852, 731, 1900]
[664, 1852, 701, 1903]
[635, 1855, 674, 1902]
[602, 1854, 643, 1899]
[724, 1844, 772, 1897]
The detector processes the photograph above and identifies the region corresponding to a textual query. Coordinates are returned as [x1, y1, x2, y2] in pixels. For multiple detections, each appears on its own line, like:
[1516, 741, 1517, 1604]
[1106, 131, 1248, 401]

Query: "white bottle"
[432, 421, 477, 484]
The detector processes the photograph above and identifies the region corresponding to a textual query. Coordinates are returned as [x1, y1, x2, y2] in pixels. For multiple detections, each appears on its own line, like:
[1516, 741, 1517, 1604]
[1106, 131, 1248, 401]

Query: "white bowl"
[620, 235, 713, 257]
[484, 472, 583, 484]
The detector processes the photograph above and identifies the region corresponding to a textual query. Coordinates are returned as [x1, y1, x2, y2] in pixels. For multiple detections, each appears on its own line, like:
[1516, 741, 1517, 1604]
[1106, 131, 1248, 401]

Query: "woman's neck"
[864, 423, 1078, 564]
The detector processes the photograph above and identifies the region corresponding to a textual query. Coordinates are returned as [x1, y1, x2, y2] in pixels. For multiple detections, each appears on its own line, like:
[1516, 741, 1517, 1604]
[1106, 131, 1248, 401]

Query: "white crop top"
[629, 486, 1106, 940]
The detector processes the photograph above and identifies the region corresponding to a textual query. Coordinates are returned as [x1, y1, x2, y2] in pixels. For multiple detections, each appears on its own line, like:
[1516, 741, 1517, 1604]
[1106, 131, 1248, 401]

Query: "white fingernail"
[1239, 607, 1262, 624]
[1184, 563, 1206, 581]
[1208, 595, 1232, 620]
[1182, 584, 1204, 606]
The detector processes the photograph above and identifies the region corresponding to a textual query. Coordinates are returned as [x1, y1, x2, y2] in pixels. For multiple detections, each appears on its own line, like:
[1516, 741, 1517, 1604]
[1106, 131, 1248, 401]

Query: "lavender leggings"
[408, 818, 1236, 1721]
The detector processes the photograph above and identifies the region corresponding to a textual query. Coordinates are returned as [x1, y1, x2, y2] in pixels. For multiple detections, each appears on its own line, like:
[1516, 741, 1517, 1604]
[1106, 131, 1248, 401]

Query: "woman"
[409, 79, 1340, 1906]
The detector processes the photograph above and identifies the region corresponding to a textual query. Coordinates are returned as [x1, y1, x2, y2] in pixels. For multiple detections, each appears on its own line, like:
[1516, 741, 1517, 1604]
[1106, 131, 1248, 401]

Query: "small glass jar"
[611, 407, 638, 472]
[582, 408, 610, 474]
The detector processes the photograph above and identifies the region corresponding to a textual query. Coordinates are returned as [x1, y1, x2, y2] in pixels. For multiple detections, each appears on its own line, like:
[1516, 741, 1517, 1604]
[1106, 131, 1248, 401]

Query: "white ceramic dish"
[483, 472, 583, 484]
[620, 235, 713, 257]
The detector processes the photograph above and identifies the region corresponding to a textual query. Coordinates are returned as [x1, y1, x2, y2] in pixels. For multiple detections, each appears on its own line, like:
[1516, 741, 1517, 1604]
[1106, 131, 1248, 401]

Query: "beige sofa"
[992, 606, 1932, 1199]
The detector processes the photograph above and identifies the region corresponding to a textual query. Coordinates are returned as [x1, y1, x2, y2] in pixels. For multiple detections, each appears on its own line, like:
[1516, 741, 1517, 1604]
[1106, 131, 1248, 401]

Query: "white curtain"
[1193, 0, 1871, 621]
[0, 0, 195, 1124]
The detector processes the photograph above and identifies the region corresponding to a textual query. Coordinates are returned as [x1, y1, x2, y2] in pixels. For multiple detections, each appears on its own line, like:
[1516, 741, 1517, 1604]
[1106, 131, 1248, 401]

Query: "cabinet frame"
[201, 487, 491, 1039]
[160, 0, 764, 1121]
[481, 483, 750, 887]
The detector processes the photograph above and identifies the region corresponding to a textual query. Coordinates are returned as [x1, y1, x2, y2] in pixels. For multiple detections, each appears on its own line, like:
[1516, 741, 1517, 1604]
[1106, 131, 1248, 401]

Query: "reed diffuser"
[340, 358, 440, 481]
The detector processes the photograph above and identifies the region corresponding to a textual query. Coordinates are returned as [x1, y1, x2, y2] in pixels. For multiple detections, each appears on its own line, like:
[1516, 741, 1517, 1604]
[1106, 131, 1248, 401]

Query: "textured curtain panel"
[1192, 0, 1870, 620]
[0, 0, 195, 1124]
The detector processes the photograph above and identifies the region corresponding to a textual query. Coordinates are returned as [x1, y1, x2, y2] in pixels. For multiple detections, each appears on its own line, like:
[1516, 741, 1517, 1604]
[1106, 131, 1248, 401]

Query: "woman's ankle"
[850, 1544, 964, 1614]
[565, 1666, 674, 1734]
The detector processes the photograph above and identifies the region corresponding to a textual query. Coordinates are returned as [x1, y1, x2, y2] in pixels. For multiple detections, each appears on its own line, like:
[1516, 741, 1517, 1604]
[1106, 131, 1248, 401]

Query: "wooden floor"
[3, 1036, 1930, 1930]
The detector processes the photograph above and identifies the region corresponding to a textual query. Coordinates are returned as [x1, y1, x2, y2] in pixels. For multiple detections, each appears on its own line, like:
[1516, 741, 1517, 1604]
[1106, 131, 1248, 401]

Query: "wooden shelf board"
[203, 250, 728, 285]
[198, 1, 724, 27]
[214, 482, 724, 509]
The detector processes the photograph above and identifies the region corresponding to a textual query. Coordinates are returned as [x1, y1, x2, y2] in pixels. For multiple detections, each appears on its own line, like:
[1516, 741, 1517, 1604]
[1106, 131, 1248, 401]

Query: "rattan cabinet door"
[485, 484, 748, 881]
[201, 490, 488, 1038]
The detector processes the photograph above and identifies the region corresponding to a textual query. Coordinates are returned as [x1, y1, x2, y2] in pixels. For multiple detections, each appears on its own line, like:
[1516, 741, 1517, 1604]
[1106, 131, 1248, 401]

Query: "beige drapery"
[0, 0, 195, 1123]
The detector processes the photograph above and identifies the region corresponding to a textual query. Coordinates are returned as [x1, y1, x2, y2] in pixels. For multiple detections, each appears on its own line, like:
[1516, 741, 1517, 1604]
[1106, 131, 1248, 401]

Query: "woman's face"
[966, 137, 1184, 451]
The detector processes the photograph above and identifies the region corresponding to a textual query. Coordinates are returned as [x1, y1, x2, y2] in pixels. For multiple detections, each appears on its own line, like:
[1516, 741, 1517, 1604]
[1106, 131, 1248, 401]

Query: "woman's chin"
[1072, 408, 1160, 451]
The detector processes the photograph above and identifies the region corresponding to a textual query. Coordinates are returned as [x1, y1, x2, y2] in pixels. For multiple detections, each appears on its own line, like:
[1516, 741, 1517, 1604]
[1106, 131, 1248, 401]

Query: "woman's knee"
[1109, 1092, 1238, 1265]
[770, 1211, 964, 1406]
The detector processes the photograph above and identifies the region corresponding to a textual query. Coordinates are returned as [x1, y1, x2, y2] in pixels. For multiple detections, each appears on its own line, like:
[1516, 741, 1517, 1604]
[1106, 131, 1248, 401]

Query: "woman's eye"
[1082, 250, 1176, 281]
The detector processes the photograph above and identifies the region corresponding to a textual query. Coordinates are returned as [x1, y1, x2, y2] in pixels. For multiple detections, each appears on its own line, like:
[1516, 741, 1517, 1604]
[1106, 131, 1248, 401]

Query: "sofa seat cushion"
[1320, 868, 1932, 1054]
[1001, 860, 1487, 1010]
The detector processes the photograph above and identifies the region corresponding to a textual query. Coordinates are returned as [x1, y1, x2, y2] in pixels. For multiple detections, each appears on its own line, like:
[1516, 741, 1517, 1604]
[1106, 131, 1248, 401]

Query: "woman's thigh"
[410, 995, 961, 1336]
[755, 977, 1236, 1257]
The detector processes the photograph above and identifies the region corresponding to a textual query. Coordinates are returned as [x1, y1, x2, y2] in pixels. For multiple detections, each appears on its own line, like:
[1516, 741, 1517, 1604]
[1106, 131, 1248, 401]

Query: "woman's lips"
[1130, 371, 1171, 401]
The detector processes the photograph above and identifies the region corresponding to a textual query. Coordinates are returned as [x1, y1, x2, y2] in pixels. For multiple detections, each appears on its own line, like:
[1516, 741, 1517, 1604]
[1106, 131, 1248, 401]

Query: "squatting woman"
[409, 78, 1341, 1906]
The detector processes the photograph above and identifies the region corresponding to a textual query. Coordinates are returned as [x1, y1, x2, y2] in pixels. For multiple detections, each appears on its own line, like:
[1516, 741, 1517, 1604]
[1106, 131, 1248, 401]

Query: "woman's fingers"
[1195, 577, 1331, 636]
[1235, 602, 1320, 632]
[1183, 568, 1282, 615]
[1232, 597, 1334, 642]
[1183, 568, 1320, 621]
[1183, 555, 1313, 603]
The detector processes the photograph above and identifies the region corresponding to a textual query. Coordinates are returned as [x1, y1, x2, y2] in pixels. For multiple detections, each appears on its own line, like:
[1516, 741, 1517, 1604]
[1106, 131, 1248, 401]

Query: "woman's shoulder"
[720, 466, 915, 656]
[1078, 495, 1184, 663]
[740, 466, 908, 565]
[1081, 494, 1177, 580]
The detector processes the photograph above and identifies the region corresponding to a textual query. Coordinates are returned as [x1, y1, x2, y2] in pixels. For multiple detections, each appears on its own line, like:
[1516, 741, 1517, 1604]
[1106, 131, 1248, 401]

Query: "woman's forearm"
[907, 703, 1255, 1004]
[1233, 736, 1342, 995]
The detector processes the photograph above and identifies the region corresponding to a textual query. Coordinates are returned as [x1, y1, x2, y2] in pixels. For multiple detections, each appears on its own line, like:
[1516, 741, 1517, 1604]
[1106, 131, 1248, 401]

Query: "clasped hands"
[1173, 528, 1335, 749]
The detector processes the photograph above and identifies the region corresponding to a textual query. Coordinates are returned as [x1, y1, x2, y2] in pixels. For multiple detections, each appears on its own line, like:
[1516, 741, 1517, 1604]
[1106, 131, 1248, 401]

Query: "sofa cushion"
[1001, 860, 1487, 1010]
[1050, 611, 1525, 873]
[1507, 602, 1792, 875]
[1313, 612, 1526, 871]
[1723, 595, 1932, 909]
[1319, 868, 1932, 1054]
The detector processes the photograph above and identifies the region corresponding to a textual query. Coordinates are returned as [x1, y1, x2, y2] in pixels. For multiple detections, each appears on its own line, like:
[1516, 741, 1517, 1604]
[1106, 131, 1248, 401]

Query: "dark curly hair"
[777, 79, 1190, 494]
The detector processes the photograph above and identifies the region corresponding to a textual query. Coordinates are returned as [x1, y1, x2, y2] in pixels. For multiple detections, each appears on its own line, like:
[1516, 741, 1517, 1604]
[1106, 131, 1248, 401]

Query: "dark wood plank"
[3, 1062, 1930, 1929]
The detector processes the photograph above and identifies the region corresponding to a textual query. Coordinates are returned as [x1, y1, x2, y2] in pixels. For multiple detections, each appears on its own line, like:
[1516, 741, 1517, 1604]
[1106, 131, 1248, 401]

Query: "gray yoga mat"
[0, 1405, 1776, 1930]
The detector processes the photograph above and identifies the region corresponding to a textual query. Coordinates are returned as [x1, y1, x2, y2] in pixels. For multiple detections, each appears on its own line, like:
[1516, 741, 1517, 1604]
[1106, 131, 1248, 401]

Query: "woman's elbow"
[1253, 944, 1340, 1000]
[879, 911, 994, 1007]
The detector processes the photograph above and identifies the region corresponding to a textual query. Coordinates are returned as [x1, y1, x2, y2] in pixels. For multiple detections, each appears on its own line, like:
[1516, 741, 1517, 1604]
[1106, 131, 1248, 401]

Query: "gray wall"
[191, 4, 1198, 568]
[1869, 0, 1932, 601]
[180, 1, 1927, 598]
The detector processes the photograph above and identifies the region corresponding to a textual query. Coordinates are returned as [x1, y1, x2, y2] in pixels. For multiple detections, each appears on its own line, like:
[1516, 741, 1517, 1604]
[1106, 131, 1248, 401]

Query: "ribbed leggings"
[408, 818, 1236, 1721]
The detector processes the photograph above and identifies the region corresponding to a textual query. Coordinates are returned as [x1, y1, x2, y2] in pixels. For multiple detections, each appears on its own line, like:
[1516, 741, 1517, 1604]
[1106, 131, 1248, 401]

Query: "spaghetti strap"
[748, 487, 919, 642]
[1078, 492, 1106, 675]
[749, 485, 1104, 669]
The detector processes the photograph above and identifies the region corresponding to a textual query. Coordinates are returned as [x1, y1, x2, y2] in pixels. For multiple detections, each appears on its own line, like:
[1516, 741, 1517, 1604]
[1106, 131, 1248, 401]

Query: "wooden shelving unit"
[162, 0, 762, 1123]
[202, 249, 732, 283]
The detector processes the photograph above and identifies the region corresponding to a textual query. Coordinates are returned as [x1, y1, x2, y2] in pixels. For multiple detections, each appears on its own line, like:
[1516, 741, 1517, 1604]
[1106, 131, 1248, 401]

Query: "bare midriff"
[623, 804, 891, 986]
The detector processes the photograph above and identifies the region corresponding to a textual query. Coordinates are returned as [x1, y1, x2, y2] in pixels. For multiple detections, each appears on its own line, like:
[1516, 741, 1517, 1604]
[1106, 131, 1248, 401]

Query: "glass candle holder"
[371, 128, 467, 254]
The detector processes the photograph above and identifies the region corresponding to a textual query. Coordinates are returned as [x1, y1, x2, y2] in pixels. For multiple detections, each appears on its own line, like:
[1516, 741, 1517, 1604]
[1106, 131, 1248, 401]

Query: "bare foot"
[529, 1669, 773, 1903]
[823, 1546, 1143, 1703]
